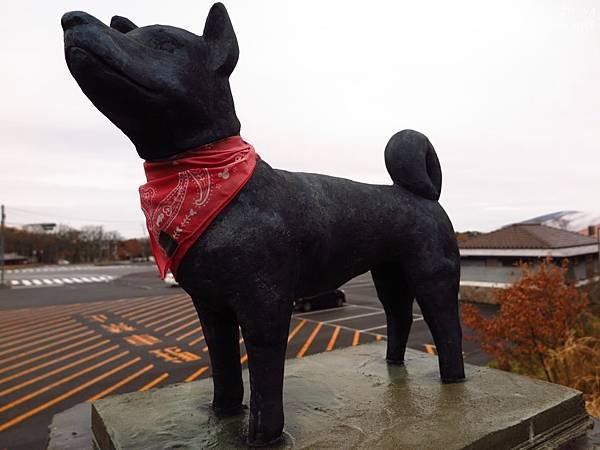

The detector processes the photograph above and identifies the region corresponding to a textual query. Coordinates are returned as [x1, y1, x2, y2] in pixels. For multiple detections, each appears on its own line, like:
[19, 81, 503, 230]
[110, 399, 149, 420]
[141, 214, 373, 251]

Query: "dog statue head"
[62, 3, 240, 161]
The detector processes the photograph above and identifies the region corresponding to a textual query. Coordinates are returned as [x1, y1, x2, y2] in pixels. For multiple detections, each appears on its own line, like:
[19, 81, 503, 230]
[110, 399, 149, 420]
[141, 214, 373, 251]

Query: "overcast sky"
[2, 1, 600, 238]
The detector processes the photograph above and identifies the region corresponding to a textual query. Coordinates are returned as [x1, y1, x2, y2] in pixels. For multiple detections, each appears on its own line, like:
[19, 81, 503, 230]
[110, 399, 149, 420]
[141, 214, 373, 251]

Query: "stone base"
[86, 343, 592, 449]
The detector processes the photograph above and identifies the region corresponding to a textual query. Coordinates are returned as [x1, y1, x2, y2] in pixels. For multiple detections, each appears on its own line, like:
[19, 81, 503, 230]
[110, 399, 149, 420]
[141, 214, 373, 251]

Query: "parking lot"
[0, 267, 489, 450]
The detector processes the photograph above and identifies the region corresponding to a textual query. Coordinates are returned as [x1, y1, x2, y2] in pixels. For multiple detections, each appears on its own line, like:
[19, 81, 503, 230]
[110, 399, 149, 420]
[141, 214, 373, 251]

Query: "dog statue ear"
[110, 15, 138, 33]
[203, 3, 239, 76]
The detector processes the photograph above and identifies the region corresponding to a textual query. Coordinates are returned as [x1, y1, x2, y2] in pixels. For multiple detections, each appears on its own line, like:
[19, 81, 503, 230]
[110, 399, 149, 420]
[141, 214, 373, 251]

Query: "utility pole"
[0, 205, 5, 287]
[597, 225, 600, 276]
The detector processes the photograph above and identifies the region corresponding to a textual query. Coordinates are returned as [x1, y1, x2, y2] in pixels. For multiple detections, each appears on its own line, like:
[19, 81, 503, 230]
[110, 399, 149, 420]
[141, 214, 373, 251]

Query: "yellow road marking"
[176, 326, 202, 342]
[114, 295, 182, 317]
[89, 364, 153, 401]
[0, 317, 75, 343]
[154, 312, 197, 332]
[188, 335, 205, 346]
[0, 356, 140, 432]
[0, 345, 119, 397]
[123, 334, 161, 346]
[0, 297, 123, 321]
[326, 326, 341, 351]
[352, 330, 361, 346]
[105, 295, 160, 314]
[110, 296, 168, 316]
[126, 299, 189, 322]
[297, 323, 323, 358]
[164, 319, 197, 337]
[143, 307, 195, 328]
[424, 344, 436, 355]
[0, 319, 78, 349]
[128, 301, 191, 324]
[0, 325, 86, 358]
[139, 373, 168, 392]
[185, 366, 208, 382]
[0, 335, 102, 376]
[0, 351, 131, 413]
[0, 301, 124, 330]
[0, 330, 95, 366]
[0, 339, 110, 386]
[287, 320, 306, 343]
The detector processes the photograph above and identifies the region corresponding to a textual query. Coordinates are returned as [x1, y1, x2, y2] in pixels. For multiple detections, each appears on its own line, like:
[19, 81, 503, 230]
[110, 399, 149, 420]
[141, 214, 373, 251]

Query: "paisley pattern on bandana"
[139, 136, 258, 278]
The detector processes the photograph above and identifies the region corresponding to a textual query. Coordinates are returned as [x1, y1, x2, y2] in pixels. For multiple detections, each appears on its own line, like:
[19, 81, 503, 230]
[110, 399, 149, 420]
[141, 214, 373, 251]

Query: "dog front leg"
[193, 301, 244, 415]
[239, 301, 291, 447]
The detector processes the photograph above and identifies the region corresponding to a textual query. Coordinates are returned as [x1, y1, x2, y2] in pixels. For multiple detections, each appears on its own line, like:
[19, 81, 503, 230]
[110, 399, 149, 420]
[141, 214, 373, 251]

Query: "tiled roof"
[459, 223, 598, 250]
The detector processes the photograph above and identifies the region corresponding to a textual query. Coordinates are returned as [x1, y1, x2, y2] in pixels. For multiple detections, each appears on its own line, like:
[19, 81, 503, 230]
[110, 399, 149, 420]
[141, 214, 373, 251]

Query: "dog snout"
[61, 11, 98, 31]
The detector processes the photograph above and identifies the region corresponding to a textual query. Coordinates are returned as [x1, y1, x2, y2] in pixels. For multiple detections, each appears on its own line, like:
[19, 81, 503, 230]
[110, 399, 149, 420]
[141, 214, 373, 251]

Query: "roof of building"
[459, 223, 598, 250]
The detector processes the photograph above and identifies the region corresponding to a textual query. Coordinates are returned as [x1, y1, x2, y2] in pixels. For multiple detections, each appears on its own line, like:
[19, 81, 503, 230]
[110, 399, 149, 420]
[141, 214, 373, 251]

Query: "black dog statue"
[62, 3, 465, 446]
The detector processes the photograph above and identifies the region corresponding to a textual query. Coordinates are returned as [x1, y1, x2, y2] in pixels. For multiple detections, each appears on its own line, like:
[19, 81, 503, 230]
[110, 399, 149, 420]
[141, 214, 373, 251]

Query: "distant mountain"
[518, 210, 600, 235]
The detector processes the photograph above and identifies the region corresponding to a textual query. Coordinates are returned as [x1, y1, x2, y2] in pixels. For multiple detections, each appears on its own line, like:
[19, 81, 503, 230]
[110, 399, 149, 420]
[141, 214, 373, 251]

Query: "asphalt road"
[0, 267, 492, 450]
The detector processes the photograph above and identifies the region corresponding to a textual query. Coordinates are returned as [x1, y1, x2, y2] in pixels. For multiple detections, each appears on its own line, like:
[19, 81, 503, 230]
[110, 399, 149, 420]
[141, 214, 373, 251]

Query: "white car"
[164, 271, 180, 287]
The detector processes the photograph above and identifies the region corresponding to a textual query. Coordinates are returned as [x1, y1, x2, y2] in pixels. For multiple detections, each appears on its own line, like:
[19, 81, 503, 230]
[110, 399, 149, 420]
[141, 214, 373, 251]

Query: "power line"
[7, 206, 142, 224]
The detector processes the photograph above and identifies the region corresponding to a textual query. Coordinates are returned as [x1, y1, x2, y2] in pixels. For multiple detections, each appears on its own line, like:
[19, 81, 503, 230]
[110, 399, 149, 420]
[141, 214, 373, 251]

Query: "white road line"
[293, 304, 360, 317]
[360, 324, 387, 332]
[8, 274, 115, 289]
[322, 311, 385, 324]
[344, 302, 385, 312]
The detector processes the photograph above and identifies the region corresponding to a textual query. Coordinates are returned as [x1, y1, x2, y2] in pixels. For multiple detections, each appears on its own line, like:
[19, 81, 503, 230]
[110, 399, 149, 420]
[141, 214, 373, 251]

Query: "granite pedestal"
[75, 343, 591, 449]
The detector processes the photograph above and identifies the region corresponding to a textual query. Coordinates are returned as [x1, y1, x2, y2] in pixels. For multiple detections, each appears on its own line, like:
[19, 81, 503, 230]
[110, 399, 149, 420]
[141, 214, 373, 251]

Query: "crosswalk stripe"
[7, 275, 115, 288]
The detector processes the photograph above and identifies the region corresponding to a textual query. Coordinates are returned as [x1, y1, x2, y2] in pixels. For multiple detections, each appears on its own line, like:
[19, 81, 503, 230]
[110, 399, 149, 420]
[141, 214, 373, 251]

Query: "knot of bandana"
[139, 136, 258, 278]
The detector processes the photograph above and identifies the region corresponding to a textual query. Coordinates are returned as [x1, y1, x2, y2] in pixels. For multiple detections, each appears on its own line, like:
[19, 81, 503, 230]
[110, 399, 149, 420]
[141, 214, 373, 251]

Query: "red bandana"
[139, 136, 258, 278]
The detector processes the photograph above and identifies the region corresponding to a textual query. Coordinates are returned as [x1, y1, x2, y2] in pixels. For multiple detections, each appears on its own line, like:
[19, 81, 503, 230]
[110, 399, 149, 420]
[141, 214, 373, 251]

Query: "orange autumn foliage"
[462, 258, 588, 379]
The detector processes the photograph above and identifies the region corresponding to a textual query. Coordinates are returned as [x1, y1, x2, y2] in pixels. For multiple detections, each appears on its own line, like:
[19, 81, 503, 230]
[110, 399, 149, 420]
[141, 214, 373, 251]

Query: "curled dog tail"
[384, 129, 442, 201]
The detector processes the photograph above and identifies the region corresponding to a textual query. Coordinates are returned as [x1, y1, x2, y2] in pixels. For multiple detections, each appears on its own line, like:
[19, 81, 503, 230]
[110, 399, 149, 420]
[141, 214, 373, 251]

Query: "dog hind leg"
[371, 265, 415, 365]
[414, 271, 465, 383]
[192, 300, 244, 415]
